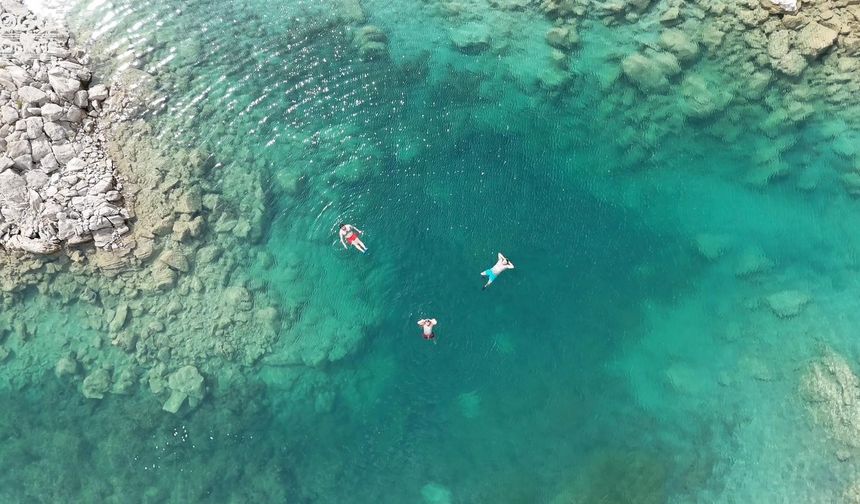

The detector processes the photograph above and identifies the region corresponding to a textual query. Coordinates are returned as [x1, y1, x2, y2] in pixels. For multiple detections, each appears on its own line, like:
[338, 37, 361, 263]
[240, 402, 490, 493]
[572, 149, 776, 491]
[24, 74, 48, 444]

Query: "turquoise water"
[6, 0, 860, 502]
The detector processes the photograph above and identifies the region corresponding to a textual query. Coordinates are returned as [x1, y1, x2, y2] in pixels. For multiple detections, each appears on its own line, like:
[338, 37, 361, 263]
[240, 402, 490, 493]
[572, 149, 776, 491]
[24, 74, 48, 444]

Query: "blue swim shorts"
[484, 269, 497, 282]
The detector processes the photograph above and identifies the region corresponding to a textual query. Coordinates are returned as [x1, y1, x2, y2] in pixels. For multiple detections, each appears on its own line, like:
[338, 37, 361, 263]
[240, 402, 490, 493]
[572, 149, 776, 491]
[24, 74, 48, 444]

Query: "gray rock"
[40, 153, 58, 172]
[48, 73, 81, 101]
[17, 86, 48, 105]
[0, 157, 13, 171]
[13, 154, 33, 170]
[73, 90, 88, 108]
[52, 143, 76, 164]
[163, 366, 205, 414]
[92, 227, 115, 247]
[0, 169, 27, 204]
[65, 157, 86, 172]
[30, 137, 52, 162]
[25, 116, 43, 139]
[65, 105, 85, 123]
[88, 84, 108, 101]
[0, 105, 18, 125]
[5, 65, 29, 87]
[7, 139, 31, 158]
[40, 103, 64, 122]
[25, 169, 49, 189]
[43, 121, 66, 141]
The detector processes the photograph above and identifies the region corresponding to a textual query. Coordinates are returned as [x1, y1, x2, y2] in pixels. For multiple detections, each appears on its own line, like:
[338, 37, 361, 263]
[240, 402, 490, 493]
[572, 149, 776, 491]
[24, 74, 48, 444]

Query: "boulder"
[109, 303, 129, 332]
[450, 23, 492, 54]
[765, 290, 810, 318]
[48, 73, 81, 101]
[82, 369, 111, 399]
[31, 137, 52, 162]
[1, 105, 18, 124]
[25, 116, 43, 139]
[157, 248, 190, 272]
[797, 21, 837, 58]
[765, 0, 799, 13]
[7, 139, 30, 158]
[621, 53, 668, 90]
[546, 26, 579, 50]
[421, 483, 453, 504]
[162, 365, 205, 414]
[54, 355, 79, 378]
[659, 29, 699, 63]
[17, 86, 48, 105]
[87, 84, 109, 101]
[681, 74, 731, 118]
[773, 50, 807, 77]
[767, 30, 792, 59]
[660, 6, 681, 25]
[40, 103, 64, 122]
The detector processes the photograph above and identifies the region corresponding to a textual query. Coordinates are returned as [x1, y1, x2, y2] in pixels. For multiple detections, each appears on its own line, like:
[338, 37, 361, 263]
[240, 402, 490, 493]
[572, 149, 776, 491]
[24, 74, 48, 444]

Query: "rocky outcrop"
[0, 1, 129, 254]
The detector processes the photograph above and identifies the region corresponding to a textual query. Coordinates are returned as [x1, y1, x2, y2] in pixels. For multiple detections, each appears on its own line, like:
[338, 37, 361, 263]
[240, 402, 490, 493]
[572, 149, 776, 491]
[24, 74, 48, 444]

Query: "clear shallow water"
[6, 0, 860, 502]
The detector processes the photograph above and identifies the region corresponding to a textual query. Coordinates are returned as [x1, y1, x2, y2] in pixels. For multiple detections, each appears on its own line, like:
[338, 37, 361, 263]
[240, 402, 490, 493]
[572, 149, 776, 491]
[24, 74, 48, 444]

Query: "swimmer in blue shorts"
[481, 252, 514, 290]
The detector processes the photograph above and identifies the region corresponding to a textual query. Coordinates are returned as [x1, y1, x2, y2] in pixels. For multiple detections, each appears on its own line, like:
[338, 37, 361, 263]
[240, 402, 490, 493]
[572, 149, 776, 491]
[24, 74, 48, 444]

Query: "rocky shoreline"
[0, 0, 284, 414]
[0, 0, 128, 255]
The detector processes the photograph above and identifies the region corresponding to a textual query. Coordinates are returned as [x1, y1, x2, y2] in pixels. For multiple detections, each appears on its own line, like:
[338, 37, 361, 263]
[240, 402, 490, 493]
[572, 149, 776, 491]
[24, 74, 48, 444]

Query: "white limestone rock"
[17, 85, 48, 105]
[87, 84, 108, 101]
[766, 0, 799, 13]
[40, 103, 64, 122]
[48, 70, 81, 101]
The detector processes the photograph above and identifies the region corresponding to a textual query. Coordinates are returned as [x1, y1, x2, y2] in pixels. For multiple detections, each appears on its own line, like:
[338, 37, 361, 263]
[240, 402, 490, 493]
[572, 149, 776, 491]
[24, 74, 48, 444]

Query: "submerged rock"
[55, 355, 79, 379]
[162, 365, 205, 414]
[421, 483, 453, 504]
[621, 53, 668, 90]
[797, 22, 837, 58]
[82, 369, 111, 399]
[765, 290, 810, 318]
[659, 29, 699, 63]
[450, 23, 492, 54]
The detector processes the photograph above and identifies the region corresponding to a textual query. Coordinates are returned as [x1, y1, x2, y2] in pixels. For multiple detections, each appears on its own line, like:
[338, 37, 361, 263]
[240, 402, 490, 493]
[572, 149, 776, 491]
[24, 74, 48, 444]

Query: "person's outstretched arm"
[340, 234, 347, 248]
